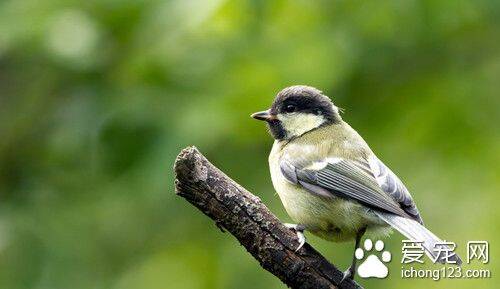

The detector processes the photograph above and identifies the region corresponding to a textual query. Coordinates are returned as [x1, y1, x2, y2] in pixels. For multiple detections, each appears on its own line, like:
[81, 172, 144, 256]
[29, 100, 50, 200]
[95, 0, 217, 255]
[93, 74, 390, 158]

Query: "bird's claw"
[295, 231, 306, 252]
[284, 223, 306, 252]
[341, 268, 354, 283]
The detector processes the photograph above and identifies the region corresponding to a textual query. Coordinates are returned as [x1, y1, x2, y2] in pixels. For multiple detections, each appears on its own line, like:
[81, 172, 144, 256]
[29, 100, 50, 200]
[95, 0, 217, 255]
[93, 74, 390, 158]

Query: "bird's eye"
[284, 104, 297, 113]
[315, 109, 322, 115]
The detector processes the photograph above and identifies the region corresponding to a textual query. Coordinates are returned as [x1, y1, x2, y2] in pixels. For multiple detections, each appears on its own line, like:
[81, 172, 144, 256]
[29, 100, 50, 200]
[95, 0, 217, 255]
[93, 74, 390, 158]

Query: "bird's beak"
[251, 110, 276, 121]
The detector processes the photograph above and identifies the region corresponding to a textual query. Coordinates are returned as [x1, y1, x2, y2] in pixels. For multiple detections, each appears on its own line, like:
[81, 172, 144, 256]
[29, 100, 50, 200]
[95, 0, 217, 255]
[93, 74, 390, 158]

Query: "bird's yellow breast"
[268, 124, 390, 242]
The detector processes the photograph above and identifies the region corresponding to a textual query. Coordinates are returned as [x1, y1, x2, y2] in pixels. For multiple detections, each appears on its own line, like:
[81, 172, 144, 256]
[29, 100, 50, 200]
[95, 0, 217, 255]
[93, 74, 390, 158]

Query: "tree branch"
[174, 146, 362, 289]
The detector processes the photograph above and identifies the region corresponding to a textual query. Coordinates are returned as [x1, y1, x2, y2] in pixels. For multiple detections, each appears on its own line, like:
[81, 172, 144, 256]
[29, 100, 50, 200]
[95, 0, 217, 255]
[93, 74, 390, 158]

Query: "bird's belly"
[273, 178, 389, 242]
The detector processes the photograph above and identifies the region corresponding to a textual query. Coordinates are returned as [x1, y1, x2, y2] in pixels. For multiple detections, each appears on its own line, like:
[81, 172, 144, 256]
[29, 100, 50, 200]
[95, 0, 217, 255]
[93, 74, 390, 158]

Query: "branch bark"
[174, 146, 362, 289]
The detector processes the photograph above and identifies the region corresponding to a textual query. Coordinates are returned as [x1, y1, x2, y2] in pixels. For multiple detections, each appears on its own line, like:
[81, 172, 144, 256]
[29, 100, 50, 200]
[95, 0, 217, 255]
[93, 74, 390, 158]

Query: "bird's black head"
[251, 85, 341, 140]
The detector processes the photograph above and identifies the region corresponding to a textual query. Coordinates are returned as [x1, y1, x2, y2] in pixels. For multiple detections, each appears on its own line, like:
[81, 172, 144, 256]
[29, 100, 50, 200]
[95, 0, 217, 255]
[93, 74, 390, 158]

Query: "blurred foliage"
[0, 0, 499, 288]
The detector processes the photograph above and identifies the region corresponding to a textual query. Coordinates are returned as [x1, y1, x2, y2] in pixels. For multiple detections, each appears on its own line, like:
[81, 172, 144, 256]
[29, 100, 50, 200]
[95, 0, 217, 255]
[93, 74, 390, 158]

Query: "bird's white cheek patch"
[278, 113, 325, 138]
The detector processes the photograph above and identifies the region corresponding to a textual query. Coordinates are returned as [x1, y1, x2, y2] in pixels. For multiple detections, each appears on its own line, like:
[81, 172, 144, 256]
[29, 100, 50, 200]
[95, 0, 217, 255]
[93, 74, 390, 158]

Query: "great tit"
[252, 85, 461, 280]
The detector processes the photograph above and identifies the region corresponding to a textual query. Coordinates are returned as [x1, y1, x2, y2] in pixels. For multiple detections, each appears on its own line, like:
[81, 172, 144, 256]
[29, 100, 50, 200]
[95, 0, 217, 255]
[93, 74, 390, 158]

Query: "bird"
[251, 85, 461, 280]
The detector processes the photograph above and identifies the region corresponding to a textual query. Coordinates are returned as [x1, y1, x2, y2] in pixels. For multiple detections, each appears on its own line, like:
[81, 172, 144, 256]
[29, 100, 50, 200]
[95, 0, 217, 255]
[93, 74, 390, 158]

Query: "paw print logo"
[355, 239, 391, 278]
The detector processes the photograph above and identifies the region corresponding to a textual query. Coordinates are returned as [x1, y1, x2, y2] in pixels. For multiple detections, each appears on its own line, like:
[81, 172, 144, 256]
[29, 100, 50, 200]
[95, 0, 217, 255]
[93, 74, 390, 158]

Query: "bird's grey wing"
[280, 158, 411, 219]
[367, 156, 423, 224]
[281, 156, 461, 264]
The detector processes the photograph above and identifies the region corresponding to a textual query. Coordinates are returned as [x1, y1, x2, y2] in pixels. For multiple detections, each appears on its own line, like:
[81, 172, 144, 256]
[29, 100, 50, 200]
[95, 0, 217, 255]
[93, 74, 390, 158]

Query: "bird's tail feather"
[375, 211, 462, 265]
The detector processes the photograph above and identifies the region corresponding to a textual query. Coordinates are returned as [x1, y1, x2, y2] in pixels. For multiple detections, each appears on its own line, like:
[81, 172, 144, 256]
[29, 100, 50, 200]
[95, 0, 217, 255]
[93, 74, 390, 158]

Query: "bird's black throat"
[267, 120, 286, 140]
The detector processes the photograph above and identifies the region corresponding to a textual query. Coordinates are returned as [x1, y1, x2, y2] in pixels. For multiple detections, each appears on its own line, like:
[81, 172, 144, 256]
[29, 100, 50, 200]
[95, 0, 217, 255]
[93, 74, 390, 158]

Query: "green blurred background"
[0, 0, 498, 288]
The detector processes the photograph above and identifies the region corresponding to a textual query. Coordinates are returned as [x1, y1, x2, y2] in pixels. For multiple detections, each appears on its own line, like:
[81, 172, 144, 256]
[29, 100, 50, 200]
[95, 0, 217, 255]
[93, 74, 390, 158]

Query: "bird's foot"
[341, 267, 355, 283]
[284, 223, 306, 252]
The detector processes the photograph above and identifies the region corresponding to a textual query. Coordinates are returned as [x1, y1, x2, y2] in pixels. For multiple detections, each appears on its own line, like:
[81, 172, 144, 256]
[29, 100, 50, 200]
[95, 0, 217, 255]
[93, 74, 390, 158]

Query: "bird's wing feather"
[280, 152, 460, 263]
[280, 158, 411, 219]
[367, 156, 423, 224]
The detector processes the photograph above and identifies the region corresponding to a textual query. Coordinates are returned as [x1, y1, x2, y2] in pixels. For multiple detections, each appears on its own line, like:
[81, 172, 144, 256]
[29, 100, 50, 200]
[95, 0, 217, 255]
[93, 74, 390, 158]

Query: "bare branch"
[174, 146, 362, 289]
